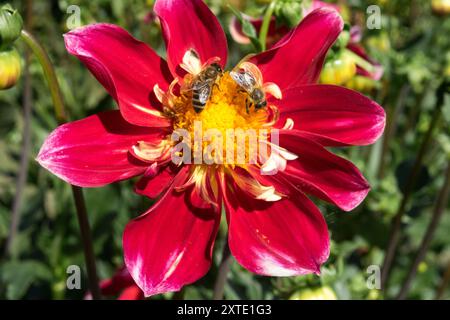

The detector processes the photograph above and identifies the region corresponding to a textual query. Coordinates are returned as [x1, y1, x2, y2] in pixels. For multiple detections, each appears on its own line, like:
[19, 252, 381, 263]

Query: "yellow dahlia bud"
[0, 47, 21, 90]
[289, 286, 338, 300]
[0, 4, 23, 50]
[432, 0, 450, 16]
[320, 51, 357, 86]
[367, 33, 391, 53]
[345, 75, 377, 93]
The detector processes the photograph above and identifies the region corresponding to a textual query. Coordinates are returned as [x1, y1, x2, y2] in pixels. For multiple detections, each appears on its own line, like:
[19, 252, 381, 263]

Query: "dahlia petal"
[275, 85, 386, 146]
[279, 130, 370, 211]
[348, 43, 384, 80]
[123, 190, 220, 297]
[86, 267, 143, 300]
[37, 111, 164, 187]
[224, 182, 330, 276]
[117, 286, 144, 300]
[250, 8, 343, 90]
[64, 23, 172, 127]
[154, 0, 228, 78]
[135, 163, 177, 199]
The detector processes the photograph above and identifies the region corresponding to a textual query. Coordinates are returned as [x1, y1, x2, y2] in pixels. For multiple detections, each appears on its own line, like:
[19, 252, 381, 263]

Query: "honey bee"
[230, 62, 267, 113]
[184, 62, 223, 113]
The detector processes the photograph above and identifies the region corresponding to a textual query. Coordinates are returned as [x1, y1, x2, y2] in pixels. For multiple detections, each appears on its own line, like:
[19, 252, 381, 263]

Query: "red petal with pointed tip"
[224, 180, 330, 276]
[37, 111, 164, 187]
[250, 8, 343, 90]
[274, 85, 386, 146]
[278, 130, 370, 211]
[123, 187, 220, 297]
[135, 164, 178, 199]
[64, 23, 172, 127]
[154, 0, 228, 78]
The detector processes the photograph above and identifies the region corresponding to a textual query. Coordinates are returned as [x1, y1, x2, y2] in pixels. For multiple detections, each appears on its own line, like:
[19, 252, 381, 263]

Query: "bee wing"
[239, 62, 264, 87]
[230, 71, 255, 92]
[196, 83, 212, 104]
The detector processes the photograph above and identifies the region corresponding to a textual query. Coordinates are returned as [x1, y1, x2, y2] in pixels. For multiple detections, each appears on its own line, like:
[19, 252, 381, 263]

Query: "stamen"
[282, 118, 294, 130]
[180, 49, 202, 75]
[230, 168, 282, 202]
[263, 82, 283, 99]
[132, 141, 171, 163]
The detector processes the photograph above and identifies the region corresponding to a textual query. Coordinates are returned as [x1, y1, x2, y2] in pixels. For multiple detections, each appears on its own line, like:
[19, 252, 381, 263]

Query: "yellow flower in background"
[432, 0, 450, 16]
[290, 286, 338, 300]
[0, 47, 21, 90]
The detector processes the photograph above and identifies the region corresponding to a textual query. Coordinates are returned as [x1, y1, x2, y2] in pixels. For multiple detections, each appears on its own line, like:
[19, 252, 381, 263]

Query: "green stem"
[213, 234, 232, 300]
[19, 29, 101, 299]
[396, 161, 450, 300]
[259, 0, 277, 52]
[19, 30, 66, 124]
[380, 82, 447, 293]
[436, 261, 450, 299]
[344, 48, 376, 74]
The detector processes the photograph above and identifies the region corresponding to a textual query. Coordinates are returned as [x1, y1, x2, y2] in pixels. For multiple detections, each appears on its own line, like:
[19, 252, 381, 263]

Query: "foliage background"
[0, 0, 449, 300]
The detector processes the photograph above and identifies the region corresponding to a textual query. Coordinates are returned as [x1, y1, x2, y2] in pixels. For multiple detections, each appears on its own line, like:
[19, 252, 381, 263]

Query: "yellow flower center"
[170, 72, 273, 166]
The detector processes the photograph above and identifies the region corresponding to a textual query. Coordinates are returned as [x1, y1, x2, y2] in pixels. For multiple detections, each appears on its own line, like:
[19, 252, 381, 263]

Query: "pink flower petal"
[278, 130, 370, 211]
[154, 0, 228, 78]
[123, 188, 220, 297]
[135, 164, 178, 199]
[117, 286, 144, 300]
[224, 180, 330, 276]
[274, 84, 386, 146]
[348, 43, 384, 80]
[250, 8, 343, 90]
[64, 23, 172, 127]
[37, 111, 165, 187]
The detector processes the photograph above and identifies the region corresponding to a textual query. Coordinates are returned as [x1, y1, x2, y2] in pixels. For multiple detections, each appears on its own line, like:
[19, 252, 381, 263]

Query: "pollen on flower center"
[170, 72, 274, 166]
[174, 73, 267, 132]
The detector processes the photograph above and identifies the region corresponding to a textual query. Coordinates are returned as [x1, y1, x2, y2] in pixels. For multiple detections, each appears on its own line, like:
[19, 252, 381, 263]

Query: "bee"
[230, 62, 267, 113]
[187, 62, 223, 113]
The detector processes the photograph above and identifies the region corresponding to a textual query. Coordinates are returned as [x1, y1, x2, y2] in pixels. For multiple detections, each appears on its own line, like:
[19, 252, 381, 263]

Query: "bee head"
[251, 88, 265, 102]
[205, 63, 222, 78]
[255, 100, 267, 110]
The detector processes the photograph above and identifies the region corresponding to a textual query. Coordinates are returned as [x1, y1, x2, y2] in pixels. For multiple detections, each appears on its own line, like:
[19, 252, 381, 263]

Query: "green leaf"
[228, 5, 262, 52]
[1, 261, 52, 299]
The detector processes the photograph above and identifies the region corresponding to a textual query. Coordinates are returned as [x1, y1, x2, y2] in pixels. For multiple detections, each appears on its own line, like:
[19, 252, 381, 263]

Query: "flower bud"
[0, 4, 23, 50]
[320, 51, 357, 86]
[289, 286, 338, 300]
[0, 47, 21, 90]
[345, 75, 377, 93]
[432, 0, 450, 16]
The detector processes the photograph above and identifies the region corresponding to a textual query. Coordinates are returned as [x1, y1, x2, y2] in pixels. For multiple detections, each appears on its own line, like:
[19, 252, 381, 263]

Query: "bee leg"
[245, 98, 250, 114]
[213, 83, 220, 92]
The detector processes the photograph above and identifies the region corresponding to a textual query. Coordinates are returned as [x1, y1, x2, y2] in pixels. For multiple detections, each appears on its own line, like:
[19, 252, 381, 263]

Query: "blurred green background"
[0, 0, 449, 300]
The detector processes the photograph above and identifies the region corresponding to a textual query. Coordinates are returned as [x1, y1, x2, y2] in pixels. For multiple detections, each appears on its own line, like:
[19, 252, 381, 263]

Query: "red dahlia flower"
[86, 267, 144, 300]
[37, 0, 385, 297]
